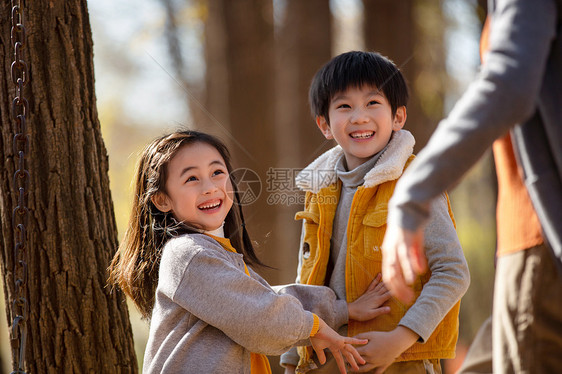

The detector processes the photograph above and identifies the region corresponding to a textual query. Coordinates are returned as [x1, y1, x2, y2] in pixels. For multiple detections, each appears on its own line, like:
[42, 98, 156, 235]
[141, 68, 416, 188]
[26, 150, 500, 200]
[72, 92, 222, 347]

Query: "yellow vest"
[296, 156, 460, 367]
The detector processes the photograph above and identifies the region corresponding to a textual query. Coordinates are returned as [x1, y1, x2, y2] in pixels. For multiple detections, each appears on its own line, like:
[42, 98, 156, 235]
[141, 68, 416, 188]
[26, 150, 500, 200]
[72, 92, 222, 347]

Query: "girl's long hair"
[108, 130, 263, 319]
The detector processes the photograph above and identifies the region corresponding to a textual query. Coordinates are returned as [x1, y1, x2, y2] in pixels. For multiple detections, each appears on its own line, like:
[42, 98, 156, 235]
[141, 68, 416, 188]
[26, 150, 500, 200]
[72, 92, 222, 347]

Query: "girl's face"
[152, 142, 234, 231]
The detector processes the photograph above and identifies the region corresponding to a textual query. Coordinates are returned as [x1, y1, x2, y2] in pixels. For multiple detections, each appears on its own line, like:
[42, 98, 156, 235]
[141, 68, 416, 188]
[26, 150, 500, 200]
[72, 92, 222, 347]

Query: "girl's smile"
[151, 142, 234, 231]
[197, 198, 223, 212]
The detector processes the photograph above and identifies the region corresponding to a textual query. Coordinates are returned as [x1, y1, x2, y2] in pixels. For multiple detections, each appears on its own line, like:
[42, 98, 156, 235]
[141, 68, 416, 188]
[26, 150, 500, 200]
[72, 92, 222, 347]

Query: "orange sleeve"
[309, 314, 320, 337]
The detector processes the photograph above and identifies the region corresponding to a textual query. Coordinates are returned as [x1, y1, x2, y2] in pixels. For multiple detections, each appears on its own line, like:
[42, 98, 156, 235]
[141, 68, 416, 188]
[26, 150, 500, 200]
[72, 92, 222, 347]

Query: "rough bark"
[0, 1, 137, 372]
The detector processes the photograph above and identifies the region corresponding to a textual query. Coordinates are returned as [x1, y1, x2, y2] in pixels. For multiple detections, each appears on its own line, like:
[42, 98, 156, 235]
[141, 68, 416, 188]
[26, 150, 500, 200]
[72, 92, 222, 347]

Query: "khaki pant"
[379, 359, 441, 374]
[319, 358, 441, 374]
[459, 244, 562, 374]
[494, 244, 562, 373]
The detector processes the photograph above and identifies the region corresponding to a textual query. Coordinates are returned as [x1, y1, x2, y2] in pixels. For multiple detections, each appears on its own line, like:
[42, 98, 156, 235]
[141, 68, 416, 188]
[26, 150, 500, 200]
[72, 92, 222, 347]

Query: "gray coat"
[510, 0, 562, 273]
[143, 234, 348, 374]
[388, 0, 562, 275]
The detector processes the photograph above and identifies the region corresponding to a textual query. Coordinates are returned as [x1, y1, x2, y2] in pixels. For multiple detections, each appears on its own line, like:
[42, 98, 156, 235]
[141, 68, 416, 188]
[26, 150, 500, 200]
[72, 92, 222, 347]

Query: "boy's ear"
[151, 192, 172, 213]
[316, 116, 333, 139]
[392, 106, 407, 131]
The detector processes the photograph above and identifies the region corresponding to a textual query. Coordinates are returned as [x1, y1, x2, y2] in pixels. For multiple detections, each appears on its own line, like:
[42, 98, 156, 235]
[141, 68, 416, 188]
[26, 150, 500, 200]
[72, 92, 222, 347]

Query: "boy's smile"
[316, 85, 406, 170]
[349, 130, 375, 139]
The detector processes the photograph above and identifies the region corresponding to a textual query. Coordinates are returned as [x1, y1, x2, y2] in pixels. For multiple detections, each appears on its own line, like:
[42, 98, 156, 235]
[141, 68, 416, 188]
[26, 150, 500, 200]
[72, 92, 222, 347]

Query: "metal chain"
[10, 0, 30, 373]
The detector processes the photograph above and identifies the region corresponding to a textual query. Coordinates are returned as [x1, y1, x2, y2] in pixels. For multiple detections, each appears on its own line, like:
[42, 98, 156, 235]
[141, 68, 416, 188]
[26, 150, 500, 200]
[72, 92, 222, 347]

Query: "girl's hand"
[311, 318, 368, 374]
[347, 273, 391, 321]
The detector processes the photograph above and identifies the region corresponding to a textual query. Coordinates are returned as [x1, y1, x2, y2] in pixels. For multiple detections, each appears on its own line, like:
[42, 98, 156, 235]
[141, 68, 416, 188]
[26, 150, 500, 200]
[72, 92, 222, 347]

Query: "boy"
[281, 51, 470, 373]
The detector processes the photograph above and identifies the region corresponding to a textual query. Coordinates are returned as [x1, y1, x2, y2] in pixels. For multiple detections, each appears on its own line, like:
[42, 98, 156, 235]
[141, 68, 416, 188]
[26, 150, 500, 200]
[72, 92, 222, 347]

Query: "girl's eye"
[213, 169, 226, 177]
[337, 104, 351, 109]
[368, 100, 379, 106]
[186, 176, 198, 183]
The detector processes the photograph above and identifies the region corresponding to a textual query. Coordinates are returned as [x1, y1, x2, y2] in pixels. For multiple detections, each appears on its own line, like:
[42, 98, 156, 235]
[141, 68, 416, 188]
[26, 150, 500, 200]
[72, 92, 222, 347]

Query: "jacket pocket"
[362, 209, 422, 308]
[362, 209, 387, 261]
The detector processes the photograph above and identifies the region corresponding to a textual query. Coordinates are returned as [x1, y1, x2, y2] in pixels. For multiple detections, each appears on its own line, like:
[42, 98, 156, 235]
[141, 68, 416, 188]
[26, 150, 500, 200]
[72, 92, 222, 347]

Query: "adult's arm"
[389, 0, 558, 231]
[383, 0, 558, 300]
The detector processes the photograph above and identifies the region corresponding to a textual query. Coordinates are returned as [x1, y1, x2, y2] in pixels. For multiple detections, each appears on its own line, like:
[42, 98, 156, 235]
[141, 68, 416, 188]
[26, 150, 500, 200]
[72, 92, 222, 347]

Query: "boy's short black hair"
[309, 51, 409, 123]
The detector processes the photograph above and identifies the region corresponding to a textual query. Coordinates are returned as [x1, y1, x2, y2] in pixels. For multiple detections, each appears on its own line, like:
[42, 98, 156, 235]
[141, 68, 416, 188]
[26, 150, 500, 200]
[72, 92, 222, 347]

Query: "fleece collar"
[295, 130, 415, 193]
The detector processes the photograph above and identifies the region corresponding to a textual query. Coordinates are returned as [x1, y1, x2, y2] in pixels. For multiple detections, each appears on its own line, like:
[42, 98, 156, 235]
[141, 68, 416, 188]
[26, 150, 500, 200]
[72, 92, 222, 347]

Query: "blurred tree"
[273, 0, 333, 284]
[203, 0, 284, 283]
[0, 1, 137, 372]
[161, 0, 190, 92]
[275, 0, 333, 167]
[201, 0, 230, 132]
[363, 0, 447, 152]
[450, 0, 497, 350]
[159, 0, 205, 127]
[450, 152, 497, 346]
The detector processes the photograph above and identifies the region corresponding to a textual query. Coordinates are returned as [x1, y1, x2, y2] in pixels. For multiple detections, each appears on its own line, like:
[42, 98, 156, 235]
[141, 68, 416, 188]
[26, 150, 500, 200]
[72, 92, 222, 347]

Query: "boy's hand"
[311, 318, 368, 374]
[348, 273, 391, 321]
[381, 224, 427, 303]
[352, 326, 419, 373]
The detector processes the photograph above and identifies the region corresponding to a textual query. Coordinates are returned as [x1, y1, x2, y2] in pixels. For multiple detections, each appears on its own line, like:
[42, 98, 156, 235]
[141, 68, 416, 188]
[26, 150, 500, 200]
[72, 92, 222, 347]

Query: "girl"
[109, 130, 368, 374]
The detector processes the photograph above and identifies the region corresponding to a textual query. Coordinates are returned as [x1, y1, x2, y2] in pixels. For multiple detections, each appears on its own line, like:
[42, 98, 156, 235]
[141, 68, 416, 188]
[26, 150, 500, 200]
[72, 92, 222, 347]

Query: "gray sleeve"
[398, 194, 470, 342]
[280, 222, 350, 367]
[171, 239, 315, 355]
[388, 0, 558, 231]
[277, 281, 351, 368]
[280, 222, 310, 368]
[273, 284, 349, 330]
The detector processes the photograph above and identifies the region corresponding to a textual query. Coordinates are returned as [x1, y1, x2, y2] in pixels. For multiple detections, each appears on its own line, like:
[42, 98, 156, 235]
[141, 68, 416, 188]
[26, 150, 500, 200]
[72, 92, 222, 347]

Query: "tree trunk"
[363, 0, 446, 152]
[201, 0, 230, 133]
[0, 341, 4, 373]
[0, 1, 137, 372]
[204, 0, 283, 283]
[276, 0, 333, 167]
[274, 0, 333, 283]
[449, 1, 498, 348]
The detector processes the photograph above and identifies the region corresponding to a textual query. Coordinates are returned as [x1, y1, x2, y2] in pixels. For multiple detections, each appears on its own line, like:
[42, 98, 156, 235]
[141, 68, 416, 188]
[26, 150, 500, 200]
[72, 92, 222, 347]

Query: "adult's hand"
[381, 223, 427, 303]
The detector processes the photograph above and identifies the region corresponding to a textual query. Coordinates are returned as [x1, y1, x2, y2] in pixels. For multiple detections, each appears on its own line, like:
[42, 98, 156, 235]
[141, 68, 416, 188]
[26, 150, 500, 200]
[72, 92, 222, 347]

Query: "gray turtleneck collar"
[335, 143, 389, 188]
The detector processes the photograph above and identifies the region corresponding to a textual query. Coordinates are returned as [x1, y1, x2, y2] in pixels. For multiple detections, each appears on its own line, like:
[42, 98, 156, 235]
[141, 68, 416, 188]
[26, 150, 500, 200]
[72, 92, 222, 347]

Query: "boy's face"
[316, 85, 406, 170]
